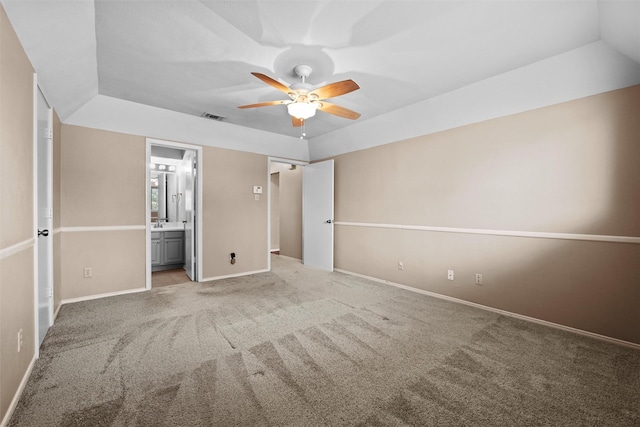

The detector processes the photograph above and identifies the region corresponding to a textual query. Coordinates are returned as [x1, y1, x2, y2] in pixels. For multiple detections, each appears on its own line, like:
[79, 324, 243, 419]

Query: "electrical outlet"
[84, 267, 92, 278]
[17, 329, 23, 352]
[398, 261, 404, 270]
[447, 270, 454, 280]
[475, 273, 483, 285]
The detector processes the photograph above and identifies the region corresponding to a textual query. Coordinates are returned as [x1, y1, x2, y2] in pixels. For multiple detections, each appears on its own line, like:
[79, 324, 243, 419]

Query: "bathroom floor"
[152, 268, 191, 288]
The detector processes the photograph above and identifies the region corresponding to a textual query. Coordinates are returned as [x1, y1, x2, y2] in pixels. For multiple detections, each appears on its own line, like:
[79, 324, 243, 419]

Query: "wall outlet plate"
[447, 270, 454, 280]
[475, 273, 483, 285]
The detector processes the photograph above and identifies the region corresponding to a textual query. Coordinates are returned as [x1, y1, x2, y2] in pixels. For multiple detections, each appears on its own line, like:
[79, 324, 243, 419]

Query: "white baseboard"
[0, 355, 36, 427]
[273, 254, 302, 263]
[200, 268, 269, 283]
[335, 268, 640, 350]
[53, 301, 62, 320]
[61, 287, 147, 305]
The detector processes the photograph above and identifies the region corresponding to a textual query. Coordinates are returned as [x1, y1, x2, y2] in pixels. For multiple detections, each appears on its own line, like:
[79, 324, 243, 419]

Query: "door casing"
[34, 77, 54, 353]
[145, 138, 203, 287]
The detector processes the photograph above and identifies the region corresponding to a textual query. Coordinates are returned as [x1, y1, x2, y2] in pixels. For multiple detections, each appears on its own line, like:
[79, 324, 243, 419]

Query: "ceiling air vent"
[201, 112, 224, 121]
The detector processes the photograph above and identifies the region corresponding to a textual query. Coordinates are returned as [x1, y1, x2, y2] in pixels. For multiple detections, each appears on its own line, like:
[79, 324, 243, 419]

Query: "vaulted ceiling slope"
[3, 1, 640, 161]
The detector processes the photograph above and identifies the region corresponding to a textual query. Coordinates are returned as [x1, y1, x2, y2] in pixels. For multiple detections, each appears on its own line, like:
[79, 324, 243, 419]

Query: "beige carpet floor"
[9, 255, 640, 426]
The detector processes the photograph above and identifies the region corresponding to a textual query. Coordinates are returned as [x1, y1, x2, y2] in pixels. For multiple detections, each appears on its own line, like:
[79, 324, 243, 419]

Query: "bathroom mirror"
[150, 172, 180, 222]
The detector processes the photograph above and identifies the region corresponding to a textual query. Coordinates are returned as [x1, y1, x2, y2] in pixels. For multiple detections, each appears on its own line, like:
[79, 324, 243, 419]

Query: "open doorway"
[146, 139, 202, 289]
[270, 161, 304, 259]
[268, 157, 336, 272]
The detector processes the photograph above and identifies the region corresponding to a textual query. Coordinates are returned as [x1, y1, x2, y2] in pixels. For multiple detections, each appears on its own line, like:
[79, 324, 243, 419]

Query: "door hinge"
[48, 288, 53, 298]
[44, 207, 53, 219]
[44, 128, 53, 139]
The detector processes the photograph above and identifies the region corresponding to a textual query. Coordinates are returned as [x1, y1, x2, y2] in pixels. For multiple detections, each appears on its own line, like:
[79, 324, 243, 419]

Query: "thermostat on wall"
[253, 186, 263, 194]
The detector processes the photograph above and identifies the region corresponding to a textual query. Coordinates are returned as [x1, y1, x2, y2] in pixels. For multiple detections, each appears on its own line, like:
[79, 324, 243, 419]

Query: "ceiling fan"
[238, 65, 361, 128]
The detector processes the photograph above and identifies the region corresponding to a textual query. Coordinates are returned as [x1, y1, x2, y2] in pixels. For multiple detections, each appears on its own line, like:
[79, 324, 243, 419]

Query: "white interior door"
[302, 159, 334, 271]
[36, 86, 53, 348]
[183, 150, 196, 280]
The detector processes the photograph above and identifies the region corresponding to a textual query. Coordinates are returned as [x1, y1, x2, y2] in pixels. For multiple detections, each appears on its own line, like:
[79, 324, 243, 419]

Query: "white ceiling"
[3, 0, 640, 159]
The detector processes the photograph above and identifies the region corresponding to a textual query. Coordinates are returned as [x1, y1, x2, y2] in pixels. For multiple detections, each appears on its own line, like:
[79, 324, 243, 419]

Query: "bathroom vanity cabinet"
[151, 230, 185, 271]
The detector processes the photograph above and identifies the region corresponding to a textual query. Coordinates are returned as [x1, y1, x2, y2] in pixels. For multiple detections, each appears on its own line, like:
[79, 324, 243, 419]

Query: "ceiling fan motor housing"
[294, 64, 313, 80]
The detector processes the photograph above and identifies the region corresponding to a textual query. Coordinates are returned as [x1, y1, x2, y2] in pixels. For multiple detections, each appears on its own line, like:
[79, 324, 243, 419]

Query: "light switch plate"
[253, 186, 263, 194]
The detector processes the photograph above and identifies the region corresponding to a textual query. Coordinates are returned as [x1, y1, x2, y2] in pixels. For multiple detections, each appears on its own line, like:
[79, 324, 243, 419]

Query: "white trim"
[273, 254, 302, 263]
[200, 268, 269, 283]
[0, 355, 37, 427]
[269, 157, 309, 166]
[52, 227, 62, 235]
[61, 287, 147, 305]
[146, 141, 151, 291]
[0, 238, 35, 261]
[60, 225, 146, 233]
[32, 74, 39, 359]
[54, 302, 62, 320]
[335, 268, 640, 351]
[335, 221, 640, 245]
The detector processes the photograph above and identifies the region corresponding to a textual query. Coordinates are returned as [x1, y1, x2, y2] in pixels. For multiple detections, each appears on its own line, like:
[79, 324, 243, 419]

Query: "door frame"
[145, 138, 203, 288]
[266, 157, 309, 271]
[33, 75, 54, 355]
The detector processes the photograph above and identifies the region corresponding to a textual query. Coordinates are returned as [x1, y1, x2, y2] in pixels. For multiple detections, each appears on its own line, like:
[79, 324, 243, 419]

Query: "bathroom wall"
[52, 110, 62, 313]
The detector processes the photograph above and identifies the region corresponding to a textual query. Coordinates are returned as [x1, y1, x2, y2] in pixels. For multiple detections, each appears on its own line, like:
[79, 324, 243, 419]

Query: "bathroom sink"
[150, 222, 185, 231]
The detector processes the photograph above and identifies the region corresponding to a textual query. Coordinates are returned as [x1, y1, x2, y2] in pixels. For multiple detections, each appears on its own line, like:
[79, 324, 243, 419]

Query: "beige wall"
[0, 4, 36, 421]
[59, 126, 278, 294]
[61, 126, 146, 227]
[52, 111, 62, 313]
[202, 146, 268, 279]
[333, 85, 640, 345]
[270, 163, 302, 260]
[61, 230, 146, 299]
[60, 125, 146, 299]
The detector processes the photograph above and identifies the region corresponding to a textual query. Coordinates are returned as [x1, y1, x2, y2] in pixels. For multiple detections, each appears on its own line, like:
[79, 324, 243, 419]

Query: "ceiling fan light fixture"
[287, 102, 317, 120]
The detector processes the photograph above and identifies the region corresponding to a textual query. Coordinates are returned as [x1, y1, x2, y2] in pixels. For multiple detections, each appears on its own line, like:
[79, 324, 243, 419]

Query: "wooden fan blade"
[252, 72, 293, 95]
[316, 102, 361, 120]
[310, 80, 359, 100]
[238, 100, 289, 109]
[292, 117, 303, 127]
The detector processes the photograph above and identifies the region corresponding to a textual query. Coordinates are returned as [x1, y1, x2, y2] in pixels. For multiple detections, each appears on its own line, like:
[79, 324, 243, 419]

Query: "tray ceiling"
[3, 1, 639, 141]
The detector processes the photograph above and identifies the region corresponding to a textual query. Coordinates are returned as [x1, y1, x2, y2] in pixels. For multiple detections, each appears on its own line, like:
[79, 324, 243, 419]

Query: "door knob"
[38, 229, 49, 237]
[325, 220, 333, 224]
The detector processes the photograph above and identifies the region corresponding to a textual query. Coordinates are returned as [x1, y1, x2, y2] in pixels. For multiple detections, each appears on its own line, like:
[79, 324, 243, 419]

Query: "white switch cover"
[253, 186, 263, 194]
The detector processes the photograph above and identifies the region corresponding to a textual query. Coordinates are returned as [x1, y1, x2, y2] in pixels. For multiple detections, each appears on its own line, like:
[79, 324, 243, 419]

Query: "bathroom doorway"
[146, 139, 202, 289]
